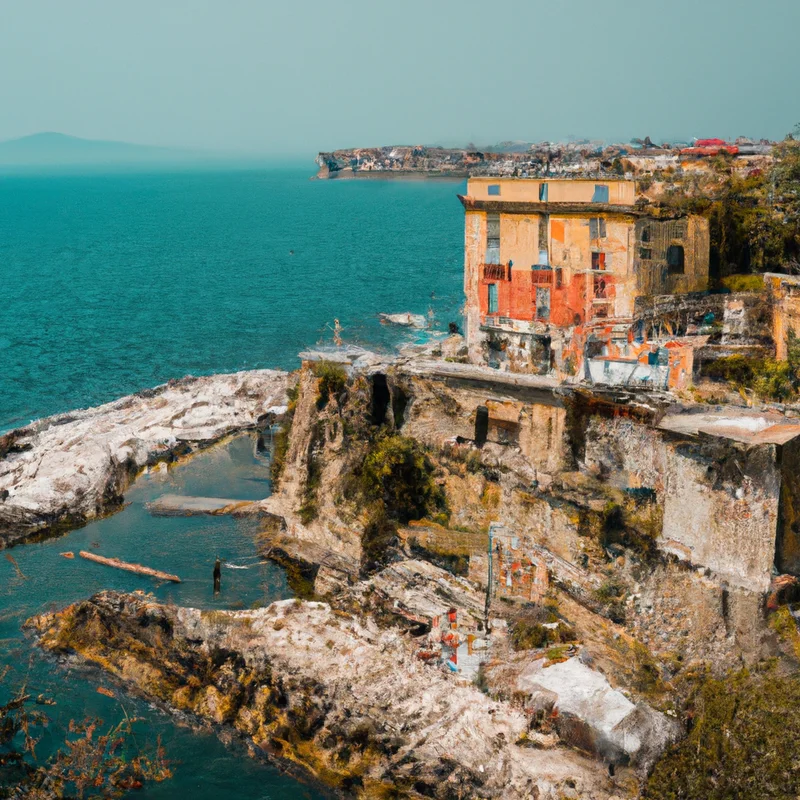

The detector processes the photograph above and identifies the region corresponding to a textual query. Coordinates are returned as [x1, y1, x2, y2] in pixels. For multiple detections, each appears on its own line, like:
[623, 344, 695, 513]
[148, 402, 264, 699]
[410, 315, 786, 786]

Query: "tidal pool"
[0, 433, 320, 799]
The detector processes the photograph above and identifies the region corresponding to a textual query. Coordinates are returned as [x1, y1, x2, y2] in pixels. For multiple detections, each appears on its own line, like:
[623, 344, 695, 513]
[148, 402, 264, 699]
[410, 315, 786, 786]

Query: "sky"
[1, 0, 798, 157]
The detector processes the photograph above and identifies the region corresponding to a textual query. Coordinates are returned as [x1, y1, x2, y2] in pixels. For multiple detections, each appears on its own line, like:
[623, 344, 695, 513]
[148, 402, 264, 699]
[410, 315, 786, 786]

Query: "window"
[591, 252, 606, 271]
[589, 218, 607, 239]
[667, 244, 685, 274]
[488, 184, 501, 196]
[593, 275, 608, 298]
[488, 283, 498, 313]
[536, 287, 550, 320]
[539, 182, 548, 201]
[485, 213, 500, 263]
[592, 184, 610, 203]
[639, 248, 652, 260]
[641, 226, 651, 243]
[555, 268, 563, 288]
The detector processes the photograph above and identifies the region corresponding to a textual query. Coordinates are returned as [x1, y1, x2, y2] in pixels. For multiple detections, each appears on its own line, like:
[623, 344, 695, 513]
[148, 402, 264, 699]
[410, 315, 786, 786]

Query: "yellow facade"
[460, 177, 711, 371]
[467, 176, 636, 205]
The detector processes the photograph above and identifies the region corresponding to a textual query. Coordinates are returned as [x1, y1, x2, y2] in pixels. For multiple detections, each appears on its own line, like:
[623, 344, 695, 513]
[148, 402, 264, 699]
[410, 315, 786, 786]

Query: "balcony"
[483, 263, 511, 281]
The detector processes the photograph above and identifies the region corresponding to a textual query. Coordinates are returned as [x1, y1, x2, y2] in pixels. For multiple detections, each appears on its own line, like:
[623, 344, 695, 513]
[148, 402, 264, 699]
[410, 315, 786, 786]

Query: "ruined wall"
[584, 414, 780, 592]
[464, 210, 485, 360]
[633, 216, 709, 297]
[765, 274, 800, 360]
[777, 436, 800, 575]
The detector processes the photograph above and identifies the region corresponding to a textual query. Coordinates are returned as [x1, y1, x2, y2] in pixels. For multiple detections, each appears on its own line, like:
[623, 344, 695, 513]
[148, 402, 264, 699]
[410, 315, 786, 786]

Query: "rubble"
[28, 590, 634, 799]
[517, 657, 680, 770]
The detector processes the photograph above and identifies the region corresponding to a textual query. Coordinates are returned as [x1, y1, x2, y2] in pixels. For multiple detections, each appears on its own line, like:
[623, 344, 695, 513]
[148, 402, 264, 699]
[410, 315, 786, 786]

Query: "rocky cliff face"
[28, 590, 632, 800]
[0, 370, 289, 546]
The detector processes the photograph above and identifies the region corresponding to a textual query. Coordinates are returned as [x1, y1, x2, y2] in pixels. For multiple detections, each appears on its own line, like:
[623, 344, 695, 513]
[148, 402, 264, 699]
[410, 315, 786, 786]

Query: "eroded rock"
[28, 591, 635, 799]
[0, 370, 289, 546]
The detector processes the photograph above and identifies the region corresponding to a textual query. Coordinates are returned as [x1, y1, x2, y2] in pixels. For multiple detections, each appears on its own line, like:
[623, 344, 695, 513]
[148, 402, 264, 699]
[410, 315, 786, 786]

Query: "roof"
[659, 409, 800, 445]
[468, 175, 633, 184]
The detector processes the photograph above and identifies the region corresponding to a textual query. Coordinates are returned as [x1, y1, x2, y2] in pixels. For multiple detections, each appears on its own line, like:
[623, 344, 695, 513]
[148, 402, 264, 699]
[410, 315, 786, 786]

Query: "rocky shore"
[0, 370, 289, 547]
[10, 348, 800, 797]
[27, 590, 631, 799]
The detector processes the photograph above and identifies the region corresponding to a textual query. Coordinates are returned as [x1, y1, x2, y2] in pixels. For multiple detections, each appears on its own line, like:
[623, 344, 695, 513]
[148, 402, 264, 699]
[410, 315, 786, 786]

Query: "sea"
[0, 166, 466, 798]
[0, 166, 465, 432]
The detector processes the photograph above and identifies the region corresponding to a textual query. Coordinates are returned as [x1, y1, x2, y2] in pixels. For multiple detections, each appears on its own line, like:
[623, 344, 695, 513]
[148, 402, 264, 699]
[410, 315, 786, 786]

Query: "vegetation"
[299, 421, 325, 525]
[509, 598, 577, 652]
[355, 434, 448, 573]
[270, 382, 299, 487]
[702, 332, 800, 401]
[645, 665, 800, 800]
[593, 577, 627, 623]
[361, 435, 447, 524]
[720, 273, 766, 292]
[313, 360, 347, 410]
[0, 673, 170, 798]
[661, 128, 800, 276]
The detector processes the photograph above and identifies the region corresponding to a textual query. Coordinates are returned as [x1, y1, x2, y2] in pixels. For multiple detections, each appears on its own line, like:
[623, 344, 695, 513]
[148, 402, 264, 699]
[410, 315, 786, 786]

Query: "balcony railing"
[483, 263, 511, 281]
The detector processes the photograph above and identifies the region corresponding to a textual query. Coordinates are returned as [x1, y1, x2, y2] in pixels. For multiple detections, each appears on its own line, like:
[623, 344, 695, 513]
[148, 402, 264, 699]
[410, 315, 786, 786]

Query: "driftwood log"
[78, 551, 181, 583]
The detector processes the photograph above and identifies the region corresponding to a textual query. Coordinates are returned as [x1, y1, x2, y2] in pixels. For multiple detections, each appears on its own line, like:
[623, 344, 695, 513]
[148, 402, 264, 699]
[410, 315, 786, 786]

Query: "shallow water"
[0, 433, 320, 798]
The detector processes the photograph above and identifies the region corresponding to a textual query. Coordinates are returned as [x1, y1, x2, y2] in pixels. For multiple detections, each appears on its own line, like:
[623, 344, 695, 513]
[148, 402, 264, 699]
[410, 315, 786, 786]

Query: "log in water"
[78, 551, 182, 583]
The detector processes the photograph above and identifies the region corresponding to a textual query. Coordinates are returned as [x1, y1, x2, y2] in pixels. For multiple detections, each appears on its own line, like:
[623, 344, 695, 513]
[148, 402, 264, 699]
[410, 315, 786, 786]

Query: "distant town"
[316, 136, 774, 180]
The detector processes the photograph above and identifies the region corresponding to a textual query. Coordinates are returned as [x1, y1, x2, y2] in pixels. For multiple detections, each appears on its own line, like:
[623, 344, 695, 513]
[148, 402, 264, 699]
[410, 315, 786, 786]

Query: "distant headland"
[315, 137, 776, 180]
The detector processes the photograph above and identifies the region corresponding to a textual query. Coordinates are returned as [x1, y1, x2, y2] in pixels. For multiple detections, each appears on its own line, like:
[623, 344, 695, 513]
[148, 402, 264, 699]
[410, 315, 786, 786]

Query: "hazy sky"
[1, 0, 798, 156]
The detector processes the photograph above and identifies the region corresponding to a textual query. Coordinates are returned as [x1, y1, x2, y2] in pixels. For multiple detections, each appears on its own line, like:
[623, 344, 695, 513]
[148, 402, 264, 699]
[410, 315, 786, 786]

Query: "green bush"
[270, 383, 299, 487]
[721, 273, 765, 293]
[361, 506, 399, 573]
[702, 354, 795, 401]
[313, 360, 347, 410]
[361, 435, 447, 523]
[646, 666, 800, 800]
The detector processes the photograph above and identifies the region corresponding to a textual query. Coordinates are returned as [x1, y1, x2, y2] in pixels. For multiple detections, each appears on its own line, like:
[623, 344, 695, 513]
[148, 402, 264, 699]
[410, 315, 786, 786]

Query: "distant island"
[0, 132, 200, 167]
[0, 132, 276, 170]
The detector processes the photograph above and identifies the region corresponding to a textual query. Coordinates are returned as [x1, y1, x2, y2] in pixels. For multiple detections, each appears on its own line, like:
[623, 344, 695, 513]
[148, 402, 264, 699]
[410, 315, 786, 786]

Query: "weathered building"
[460, 177, 710, 383]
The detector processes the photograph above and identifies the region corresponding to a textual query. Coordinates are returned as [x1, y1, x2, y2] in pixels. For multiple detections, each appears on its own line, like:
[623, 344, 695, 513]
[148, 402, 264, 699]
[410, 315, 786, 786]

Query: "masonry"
[460, 176, 710, 386]
[397, 361, 800, 596]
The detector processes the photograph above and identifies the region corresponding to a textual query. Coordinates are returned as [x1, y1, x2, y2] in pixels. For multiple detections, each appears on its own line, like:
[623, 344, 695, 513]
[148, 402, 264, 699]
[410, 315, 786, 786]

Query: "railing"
[531, 269, 552, 285]
[483, 263, 511, 281]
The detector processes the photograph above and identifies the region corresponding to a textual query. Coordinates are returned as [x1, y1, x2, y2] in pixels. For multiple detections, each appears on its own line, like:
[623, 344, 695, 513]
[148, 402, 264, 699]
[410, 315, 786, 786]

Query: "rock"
[517, 658, 680, 770]
[440, 333, 468, 360]
[0, 370, 289, 546]
[28, 591, 630, 799]
[379, 312, 427, 328]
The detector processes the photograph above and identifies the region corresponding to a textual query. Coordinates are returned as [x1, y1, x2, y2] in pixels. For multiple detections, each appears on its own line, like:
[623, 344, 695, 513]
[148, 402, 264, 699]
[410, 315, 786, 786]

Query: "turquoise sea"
[0, 167, 465, 432]
[0, 167, 466, 797]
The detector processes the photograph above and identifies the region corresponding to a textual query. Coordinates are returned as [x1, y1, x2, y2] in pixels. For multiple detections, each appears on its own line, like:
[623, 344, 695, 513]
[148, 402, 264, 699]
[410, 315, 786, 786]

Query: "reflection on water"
[0, 433, 317, 799]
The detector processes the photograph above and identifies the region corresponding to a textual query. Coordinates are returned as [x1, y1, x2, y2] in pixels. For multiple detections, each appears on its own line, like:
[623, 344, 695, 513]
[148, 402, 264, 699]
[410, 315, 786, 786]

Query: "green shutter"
[488, 283, 498, 313]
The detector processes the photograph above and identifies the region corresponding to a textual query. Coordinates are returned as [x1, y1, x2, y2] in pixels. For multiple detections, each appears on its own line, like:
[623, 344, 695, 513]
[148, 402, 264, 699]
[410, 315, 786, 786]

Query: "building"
[460, 177, 710, 383]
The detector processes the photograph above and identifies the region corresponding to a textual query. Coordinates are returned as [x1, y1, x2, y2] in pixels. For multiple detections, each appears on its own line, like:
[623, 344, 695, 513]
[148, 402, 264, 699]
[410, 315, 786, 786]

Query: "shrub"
[361, 435, 447, 524]
[269, 383, 299, 487]
[593, 577, 627, 623]
[645, 666, 800, 799]
[721, 273, 765, 292]
[361, 506, 399, 574]
[702, 354, 796, 402]
[313, 360, 347, 410]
